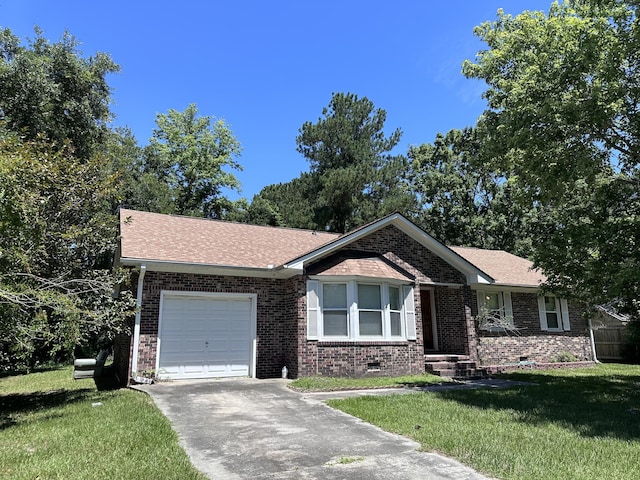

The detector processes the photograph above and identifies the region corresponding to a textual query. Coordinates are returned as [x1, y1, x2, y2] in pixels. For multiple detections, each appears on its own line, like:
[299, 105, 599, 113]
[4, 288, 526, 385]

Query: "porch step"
[424, 354, 470, 363]
[425, 354, 488, 380]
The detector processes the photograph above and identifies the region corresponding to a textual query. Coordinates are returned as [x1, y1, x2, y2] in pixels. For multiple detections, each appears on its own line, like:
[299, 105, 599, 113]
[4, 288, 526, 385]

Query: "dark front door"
[421, 289, 435, 351]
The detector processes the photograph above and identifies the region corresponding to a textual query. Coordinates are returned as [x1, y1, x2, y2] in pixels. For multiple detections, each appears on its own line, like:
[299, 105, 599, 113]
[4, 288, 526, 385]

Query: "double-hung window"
[322, 284, 348, 337]
[538, 296, 570, 332]
[307, 280, 415, 341]
[358, 284, 383, 336]
[477, 290, 513, 330]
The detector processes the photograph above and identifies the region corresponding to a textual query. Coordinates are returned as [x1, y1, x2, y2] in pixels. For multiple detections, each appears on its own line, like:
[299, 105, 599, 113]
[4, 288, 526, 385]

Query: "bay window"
[307, 279, 414, 341]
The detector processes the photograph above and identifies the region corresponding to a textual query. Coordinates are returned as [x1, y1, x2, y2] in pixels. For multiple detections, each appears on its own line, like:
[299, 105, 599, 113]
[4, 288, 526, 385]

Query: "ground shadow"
[0, 387, 95, 430]
[92, 368, 123, 391]
[432, 372, 640, 441]
[1, 367, 123, 430]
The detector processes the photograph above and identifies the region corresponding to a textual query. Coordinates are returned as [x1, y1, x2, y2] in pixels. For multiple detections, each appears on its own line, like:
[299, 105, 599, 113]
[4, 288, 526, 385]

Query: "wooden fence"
[594, 326, 628, 360]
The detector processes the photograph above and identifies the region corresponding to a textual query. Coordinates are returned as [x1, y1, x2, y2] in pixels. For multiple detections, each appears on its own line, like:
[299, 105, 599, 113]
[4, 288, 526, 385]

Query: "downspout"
[587, 314, 600, 363]
[131, 264, 147, 375]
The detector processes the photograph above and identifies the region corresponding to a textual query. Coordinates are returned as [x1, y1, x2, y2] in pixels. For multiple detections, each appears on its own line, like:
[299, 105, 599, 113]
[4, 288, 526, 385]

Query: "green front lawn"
[0, 366, 206, 480]
[328, 364, 640, 480]
[289, 372, 449, 391]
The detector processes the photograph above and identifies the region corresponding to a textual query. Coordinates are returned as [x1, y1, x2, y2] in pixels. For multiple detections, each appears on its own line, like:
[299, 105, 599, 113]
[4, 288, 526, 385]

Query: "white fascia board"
[469, 283, 540, 294]
[118, 257, 300, 279]
[419, 281, 465, 288]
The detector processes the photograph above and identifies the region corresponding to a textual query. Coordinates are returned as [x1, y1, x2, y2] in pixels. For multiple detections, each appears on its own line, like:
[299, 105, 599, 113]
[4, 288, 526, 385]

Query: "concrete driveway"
[135, 378, 491, 480]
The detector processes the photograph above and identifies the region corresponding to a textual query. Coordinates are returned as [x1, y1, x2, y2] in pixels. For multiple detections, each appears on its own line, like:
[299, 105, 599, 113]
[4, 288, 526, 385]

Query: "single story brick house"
[114, 208, 595, 382]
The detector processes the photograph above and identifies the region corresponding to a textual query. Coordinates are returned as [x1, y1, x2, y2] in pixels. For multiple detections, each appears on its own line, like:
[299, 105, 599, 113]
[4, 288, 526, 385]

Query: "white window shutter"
[403, 286, 417, 340]
[560, 299, 570, 331]
[538, 296, 548, 331]
[307, 280, 320, 340]
[503, 291, 513, 325]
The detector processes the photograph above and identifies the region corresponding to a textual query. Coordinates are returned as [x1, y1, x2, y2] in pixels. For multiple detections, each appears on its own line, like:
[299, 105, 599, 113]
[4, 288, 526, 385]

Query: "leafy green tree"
[0, 27, 119, 160]
[462, 0, 640, 317]
[409, 128, 534, 255]
[106, 127, 175, 214]
[243, 174, 318, 229]
[296, 92, 416, 233]
[0, 133, 134, 370]
[226, 197, 278, 227]
[145, 103, 243, 218]
[0, 28, 134, 370]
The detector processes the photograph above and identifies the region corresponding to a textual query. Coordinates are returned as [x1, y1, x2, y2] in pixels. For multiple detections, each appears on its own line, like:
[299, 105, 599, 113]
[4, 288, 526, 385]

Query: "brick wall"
[298, 341, 424, 377]
[282, 276, 303, 378]
[348, 225, 467, 285]
[432, 286, 475, 357]
[472, 291, 593, 364]
[135, 271, 293, 378]
[295, 224, 473, 377]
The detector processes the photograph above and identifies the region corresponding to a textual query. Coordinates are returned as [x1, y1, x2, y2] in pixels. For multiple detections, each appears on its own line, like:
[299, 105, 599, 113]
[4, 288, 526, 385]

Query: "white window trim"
[476, 290, 514, 331]
[308, 278, 414, 341]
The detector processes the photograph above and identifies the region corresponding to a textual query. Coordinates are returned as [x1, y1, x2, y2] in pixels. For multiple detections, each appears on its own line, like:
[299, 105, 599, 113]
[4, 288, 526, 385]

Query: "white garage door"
[158, 293, 255, 379]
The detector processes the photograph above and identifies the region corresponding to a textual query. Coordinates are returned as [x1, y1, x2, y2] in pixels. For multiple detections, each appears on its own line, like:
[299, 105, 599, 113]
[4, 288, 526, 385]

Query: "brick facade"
[471, 291, 593, 365]
[135, 271, 292, 378]
[296, 225, 473, 377]
[431, 286, 475, 357]
[121, 223, 593, 381]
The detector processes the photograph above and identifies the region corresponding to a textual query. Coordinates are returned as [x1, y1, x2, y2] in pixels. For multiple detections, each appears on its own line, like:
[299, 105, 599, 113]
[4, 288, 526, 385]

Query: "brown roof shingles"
[119, 209, 339, 269]
[119, 209, 544, 287]
[315, 257, 413, 281]
[449, 246, 545, 287]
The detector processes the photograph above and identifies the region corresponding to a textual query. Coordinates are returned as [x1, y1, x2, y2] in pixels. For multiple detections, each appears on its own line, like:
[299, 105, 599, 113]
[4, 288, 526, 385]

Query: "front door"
[421, 289, 436, 352]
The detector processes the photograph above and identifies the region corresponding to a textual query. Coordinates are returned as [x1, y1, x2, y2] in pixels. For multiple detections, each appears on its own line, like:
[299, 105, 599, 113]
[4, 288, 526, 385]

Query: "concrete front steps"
[424, 354, 488, 380]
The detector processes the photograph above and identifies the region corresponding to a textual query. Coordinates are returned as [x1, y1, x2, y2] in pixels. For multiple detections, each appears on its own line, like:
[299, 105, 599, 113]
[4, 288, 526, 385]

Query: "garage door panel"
[158, 294, 253, 379]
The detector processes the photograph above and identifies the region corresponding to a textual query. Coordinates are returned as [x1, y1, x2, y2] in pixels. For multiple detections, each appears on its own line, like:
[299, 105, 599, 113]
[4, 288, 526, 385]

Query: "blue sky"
[2, 0, 551, 200]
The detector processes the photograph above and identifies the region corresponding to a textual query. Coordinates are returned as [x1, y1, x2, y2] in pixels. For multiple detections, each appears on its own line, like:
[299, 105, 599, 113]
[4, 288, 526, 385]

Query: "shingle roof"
[315, 257, 414, 281]
[118, 209, 543, 287]
[449, 246, 545, 287]
[118, 209, 339, 269]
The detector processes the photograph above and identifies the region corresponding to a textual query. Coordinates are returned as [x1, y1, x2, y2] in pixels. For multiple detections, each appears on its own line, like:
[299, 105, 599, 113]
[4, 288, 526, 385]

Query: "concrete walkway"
[134, 378, 495, 480]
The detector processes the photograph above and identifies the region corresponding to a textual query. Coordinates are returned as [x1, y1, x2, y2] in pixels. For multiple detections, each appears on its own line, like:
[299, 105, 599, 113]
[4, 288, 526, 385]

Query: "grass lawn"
[327, 364, 640, 480]
[0, 366, 206, 480]
[289, 372, 449, 391]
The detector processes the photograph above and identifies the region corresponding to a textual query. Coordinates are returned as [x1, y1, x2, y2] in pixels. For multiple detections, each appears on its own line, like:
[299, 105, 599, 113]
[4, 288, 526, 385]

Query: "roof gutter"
[130, 264, 146, 376]
[118, 257, 298, 278]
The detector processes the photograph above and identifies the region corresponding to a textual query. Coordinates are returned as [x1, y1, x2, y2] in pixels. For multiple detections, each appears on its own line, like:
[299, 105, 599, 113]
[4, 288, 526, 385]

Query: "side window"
[481, 292, 502, 317]
[477, 290, 513, 330]
[538, 296, 570, 332]
[544, 296, 561, 330]
[388, 286, 402, 337]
